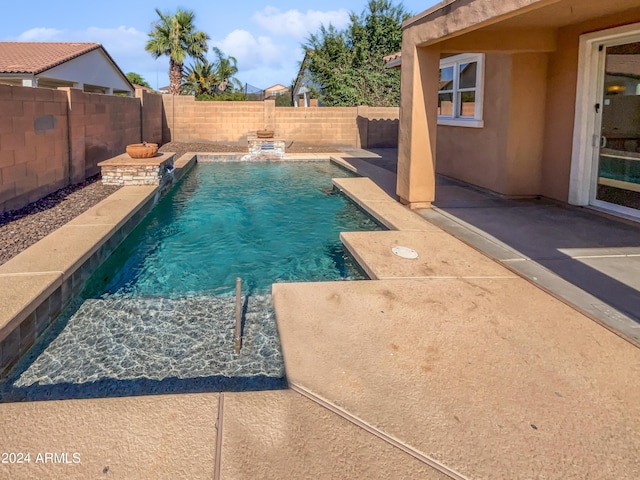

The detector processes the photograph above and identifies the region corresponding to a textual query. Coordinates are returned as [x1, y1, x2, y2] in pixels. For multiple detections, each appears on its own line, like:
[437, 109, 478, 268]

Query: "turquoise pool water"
[86, 161, 382, 297]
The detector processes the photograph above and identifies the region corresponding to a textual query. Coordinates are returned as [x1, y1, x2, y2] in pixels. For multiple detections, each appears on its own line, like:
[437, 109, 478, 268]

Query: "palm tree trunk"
[169, 59, 182, 95]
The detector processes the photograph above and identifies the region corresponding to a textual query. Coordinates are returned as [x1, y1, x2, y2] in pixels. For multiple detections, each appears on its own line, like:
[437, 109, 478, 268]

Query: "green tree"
[303, 0, 410, 106]
[145, 8, 209, 95]
[126, 72, 150, 88]
[211, 47, 243, 93]
[182, 60, 217, 96]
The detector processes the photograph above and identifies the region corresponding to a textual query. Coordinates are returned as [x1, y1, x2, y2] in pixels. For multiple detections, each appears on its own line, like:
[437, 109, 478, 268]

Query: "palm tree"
[182, 60, 217, 96]
[145, 8, 209, 95]
[211, 47, 242, 92]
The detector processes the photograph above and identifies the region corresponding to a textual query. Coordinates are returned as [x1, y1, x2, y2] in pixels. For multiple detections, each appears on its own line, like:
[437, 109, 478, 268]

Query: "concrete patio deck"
[0, 150, 638, 479]
[422, 175, 640, 345]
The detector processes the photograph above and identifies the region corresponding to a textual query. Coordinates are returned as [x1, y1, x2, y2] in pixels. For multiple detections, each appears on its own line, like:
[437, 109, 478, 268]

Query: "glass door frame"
[570, 22, 640, 220]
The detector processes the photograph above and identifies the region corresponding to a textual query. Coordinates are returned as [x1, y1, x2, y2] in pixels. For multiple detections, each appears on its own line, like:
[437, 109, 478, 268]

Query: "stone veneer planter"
[98, 152, 175, 186]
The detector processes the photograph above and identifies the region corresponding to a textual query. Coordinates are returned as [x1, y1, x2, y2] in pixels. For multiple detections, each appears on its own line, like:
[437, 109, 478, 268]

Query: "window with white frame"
[438, 53, 484, 128]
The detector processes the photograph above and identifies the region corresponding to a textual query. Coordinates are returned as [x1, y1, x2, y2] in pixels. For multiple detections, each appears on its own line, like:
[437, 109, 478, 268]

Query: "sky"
[1, 1, 438, 90]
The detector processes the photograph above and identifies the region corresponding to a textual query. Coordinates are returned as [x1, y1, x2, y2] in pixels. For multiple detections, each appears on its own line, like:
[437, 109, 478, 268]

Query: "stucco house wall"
[435, 52, 547, 197]
[436, 53, 511, 193]
[39, 48, 132, 94]
[397, 0, 640, 208]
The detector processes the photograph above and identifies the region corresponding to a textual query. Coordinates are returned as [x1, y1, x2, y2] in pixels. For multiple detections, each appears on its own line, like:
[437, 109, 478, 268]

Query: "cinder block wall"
[275, 107, 359, 146]
[1, 85, 164, 214]
[139, 90, 163, 145]
[0, 86, 397, 213]
[162, 95, 399, 148]
[0, 84, 69, 212]
[357, 107, 400, 148]
[163, 96, 265, 143]
[79, 92, 141, 177]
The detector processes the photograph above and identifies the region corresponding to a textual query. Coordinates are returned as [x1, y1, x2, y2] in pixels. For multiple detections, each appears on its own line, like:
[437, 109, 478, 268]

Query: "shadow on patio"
[355, 148, 640, 344]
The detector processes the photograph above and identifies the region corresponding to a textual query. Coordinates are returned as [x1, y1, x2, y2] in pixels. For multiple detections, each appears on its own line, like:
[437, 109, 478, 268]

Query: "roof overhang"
[403, 0, 640, 52]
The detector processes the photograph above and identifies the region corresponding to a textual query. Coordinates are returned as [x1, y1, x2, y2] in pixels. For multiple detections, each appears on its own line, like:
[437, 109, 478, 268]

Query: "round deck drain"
[391, 246, 418, 259]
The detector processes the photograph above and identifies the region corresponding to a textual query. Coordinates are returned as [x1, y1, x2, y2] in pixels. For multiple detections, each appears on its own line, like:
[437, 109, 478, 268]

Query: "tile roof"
[0, 42, 101, 74]
[383, 51, 402, 69]
[264, 84, 289, 91]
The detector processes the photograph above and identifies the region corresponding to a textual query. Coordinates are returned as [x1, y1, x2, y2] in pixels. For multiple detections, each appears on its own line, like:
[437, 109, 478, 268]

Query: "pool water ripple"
[14, 295, 282, 387]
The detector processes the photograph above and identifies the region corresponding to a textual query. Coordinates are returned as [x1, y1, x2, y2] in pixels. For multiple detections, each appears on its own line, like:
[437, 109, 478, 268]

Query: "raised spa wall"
[0, 152, 195, 376]
[98, 152, 176, 188]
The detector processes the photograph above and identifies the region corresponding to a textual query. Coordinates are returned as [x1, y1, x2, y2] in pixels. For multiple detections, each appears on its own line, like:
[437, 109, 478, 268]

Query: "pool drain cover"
[391, 246, 418, 259]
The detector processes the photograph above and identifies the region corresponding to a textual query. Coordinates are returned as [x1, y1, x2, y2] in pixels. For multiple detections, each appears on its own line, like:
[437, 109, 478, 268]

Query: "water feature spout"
[245, 135, 286, 161]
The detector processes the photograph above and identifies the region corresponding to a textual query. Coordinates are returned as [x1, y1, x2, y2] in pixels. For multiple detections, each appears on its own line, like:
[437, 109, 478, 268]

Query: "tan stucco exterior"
[398, 0, 640, 206]
[436, 52, 548, 196]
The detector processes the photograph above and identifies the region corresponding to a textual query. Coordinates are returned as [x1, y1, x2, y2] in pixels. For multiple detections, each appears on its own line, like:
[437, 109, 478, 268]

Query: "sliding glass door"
[593, 40, 640, 213]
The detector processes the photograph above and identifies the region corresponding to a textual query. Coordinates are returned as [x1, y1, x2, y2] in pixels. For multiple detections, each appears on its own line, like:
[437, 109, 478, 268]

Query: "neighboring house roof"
[0, 42, 101, 74]
[0, 42, 133, 93]
[384, 52, 402, 69]
[265, 83, 289, 93]
[607, 55, 640, 78]
[133, 84, 156, 94]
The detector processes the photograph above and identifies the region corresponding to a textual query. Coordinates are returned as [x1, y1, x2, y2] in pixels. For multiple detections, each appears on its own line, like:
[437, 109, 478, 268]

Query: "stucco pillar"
[397, 44, 440, 209]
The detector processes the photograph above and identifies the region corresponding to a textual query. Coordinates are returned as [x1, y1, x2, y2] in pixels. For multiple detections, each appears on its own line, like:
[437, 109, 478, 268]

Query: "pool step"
[11, 295, 284, 392]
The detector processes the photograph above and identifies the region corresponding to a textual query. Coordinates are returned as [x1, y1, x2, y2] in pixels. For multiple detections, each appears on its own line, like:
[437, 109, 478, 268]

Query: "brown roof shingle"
[0, 42, 101, 74]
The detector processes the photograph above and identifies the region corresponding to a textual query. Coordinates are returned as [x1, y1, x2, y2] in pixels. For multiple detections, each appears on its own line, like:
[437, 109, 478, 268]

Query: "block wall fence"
[0, 86, 398, 213]
[161, 96, 399, 149]
[0, 85, 162, 214]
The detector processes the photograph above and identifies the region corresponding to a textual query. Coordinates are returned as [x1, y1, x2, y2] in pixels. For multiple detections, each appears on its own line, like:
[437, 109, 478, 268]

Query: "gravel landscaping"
[0, 176, 121, 266]
[0, 142, 346, 266]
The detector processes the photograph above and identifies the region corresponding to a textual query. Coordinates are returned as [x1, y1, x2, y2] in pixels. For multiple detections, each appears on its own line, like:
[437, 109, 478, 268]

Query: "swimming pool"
[2, 160, 382, 399]
[86, 160, 381, 297]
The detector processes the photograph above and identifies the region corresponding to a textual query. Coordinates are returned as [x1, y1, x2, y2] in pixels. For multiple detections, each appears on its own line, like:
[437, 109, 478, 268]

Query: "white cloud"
[252, 7, 350, 40]
[18, 25, 145, 50]
[18, 28, 64, 41]
[212, 29, 286, 71]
